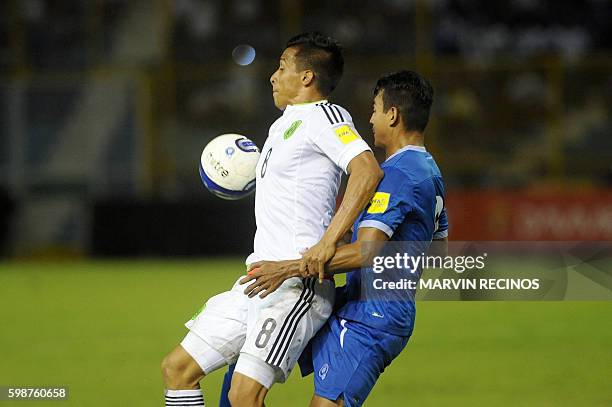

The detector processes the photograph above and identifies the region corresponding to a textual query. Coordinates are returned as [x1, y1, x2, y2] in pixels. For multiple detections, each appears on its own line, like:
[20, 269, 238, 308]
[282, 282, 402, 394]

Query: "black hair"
[285, 32, 344, 95]
[373, 70, 434, 133]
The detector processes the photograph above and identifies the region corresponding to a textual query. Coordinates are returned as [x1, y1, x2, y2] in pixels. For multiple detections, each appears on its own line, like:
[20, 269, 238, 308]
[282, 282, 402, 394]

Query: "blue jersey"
[336, 145, 448, 336]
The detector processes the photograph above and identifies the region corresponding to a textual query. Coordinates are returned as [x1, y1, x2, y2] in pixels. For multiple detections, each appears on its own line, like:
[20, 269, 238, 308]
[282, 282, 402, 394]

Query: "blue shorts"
[306, 315, 409, 407]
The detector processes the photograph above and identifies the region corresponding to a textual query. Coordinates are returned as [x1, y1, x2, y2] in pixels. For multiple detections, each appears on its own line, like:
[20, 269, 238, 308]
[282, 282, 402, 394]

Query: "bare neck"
[288, 87, 327, 106]
[385, 130, 425, 159]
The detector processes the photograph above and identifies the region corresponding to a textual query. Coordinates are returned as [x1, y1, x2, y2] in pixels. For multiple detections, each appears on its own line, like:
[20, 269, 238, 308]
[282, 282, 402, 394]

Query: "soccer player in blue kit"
[232, 70, 449, 406]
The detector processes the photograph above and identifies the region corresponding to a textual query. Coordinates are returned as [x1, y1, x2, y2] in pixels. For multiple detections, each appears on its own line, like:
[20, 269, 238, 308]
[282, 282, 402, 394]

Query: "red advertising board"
[446, 190, 612, 240]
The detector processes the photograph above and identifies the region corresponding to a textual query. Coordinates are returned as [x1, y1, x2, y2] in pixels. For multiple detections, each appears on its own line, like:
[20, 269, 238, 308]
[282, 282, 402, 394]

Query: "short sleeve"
[434, 207, 448, 239]
[308, 104, 371, 173]
[358, 168, 412, 237]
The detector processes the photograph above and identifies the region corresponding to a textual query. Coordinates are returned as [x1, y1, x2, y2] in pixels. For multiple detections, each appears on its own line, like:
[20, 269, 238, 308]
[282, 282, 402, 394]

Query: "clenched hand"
[299, 238, 336, 283]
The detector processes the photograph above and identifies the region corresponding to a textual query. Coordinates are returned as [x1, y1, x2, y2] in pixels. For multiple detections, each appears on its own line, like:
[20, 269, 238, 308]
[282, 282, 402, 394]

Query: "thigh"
[180, 331, 229, 375]
[185, 279, 249, 365]
[311, 317, 360, 404]
[312, 317, 407, 407]
[242, 277, 334, 383]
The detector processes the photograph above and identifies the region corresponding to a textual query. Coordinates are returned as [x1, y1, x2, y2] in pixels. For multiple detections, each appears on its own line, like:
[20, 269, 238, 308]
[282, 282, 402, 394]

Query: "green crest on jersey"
[283, 120, 302, 140]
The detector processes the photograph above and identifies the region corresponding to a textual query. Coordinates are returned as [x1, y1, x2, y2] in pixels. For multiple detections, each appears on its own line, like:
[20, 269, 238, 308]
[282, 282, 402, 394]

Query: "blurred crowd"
[1, 0, 611, 192]
[3, 0, 610, 66]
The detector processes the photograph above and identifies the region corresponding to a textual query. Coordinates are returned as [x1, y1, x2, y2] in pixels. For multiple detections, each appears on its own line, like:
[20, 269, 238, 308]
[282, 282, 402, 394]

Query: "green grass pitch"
[1, 259, 610, 406]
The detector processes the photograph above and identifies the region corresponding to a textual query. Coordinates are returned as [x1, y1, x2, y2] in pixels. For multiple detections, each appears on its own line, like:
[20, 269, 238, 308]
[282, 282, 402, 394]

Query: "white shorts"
[183, 275, 334, 386]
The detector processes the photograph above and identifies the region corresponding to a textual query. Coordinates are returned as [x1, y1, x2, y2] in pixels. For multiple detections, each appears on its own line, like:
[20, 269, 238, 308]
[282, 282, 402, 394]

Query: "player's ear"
[388, 106, 400, 127]
[301, 70, 314, 87]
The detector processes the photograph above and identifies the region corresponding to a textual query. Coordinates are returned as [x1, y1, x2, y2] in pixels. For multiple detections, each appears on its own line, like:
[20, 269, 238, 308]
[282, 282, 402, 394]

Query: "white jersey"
[246, 100, 371, 264]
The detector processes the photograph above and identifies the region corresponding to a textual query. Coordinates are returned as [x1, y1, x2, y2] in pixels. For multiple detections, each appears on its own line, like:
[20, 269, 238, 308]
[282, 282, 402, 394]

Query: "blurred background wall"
[0, 0, 611, 257]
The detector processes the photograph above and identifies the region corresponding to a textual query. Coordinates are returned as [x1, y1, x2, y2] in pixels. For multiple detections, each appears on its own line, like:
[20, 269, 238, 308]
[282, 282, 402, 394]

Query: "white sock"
[165, 389, 204, 406]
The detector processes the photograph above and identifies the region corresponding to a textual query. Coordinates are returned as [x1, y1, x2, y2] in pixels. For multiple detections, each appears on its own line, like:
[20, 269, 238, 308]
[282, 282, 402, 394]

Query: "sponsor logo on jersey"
[318, 363, 329, 380]
[367, 192, 390, 213]
[235, 138, 259, 153]
[334, 124, 359, 144]
[283, 120, 302, 140]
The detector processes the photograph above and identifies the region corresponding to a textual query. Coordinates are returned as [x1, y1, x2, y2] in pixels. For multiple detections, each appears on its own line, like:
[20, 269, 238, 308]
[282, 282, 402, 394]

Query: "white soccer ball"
[199, 134, 260, 200]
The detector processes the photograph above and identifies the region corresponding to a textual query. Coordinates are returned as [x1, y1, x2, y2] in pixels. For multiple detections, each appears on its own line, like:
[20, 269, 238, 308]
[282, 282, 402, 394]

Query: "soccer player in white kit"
[161, 32, 383, 407]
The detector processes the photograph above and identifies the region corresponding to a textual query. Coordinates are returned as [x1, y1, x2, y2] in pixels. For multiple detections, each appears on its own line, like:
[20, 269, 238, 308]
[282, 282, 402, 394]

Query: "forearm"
[272, 243, 364, 279]
[325, 241, 365, 275]
[274, 249, 362, 277]
[326, 237, 448, 276]
[323, 226, 389, 276]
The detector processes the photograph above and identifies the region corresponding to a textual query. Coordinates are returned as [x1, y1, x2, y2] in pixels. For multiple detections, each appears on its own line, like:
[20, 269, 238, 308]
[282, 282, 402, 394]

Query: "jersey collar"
[285, 99, 328, 112]
[385, 145, 427, 162]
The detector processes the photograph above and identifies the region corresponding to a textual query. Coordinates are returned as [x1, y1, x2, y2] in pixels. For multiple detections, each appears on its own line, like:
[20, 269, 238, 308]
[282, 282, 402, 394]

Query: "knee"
[161, 352, 199, 389]
[227, 387, 240, 406]
[161, 353, 180, 387]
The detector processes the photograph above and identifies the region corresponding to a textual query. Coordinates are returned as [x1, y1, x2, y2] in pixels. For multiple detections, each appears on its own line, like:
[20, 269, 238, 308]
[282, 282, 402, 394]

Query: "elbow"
[366, 156, 384, 184]
[367, 166, 383, 190]
[359, 168, 382, 198]
[374, 166, 384, 183]
[349, 153, 383, 193]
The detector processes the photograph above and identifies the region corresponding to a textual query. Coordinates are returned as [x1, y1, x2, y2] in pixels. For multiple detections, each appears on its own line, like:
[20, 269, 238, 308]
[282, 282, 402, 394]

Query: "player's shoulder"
[270, 115, 285, 131]
[384, 151, 440, 186]
[379, 165, 411, 191]
[307, 101, 353, 128]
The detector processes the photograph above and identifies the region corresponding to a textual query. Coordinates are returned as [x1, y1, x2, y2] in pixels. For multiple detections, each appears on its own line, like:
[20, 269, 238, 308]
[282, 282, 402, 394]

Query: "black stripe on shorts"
[265, 278, 315, 365]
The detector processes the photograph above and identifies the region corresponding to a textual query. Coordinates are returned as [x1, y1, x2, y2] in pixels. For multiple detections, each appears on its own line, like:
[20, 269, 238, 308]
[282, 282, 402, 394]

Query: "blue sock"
[219, 364, 235, 407]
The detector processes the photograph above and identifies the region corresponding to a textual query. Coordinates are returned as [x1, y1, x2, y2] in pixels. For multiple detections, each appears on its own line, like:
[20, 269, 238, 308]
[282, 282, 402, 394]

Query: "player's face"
[370, 91, 388, 147]
[270, 47, 303, 110]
